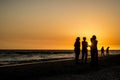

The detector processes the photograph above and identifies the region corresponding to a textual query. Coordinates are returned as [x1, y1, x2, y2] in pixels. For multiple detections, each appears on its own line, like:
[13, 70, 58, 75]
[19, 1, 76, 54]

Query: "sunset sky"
[0, 0, 120, 50]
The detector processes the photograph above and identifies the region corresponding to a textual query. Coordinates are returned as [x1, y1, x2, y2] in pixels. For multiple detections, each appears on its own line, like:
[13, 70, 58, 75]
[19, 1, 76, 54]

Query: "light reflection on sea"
[0, 50, 119, 66]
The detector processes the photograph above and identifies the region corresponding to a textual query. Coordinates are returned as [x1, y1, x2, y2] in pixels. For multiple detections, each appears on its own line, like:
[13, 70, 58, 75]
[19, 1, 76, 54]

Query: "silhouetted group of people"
[74, 35, 98, 66]
[101, 46, 110, 56]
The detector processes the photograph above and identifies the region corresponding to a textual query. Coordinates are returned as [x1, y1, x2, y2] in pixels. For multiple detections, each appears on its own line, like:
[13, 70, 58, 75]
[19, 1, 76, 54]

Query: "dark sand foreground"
[0, 54, 120, 80]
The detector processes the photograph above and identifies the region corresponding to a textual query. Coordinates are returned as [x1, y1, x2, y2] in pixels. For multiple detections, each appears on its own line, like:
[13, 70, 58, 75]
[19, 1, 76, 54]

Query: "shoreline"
[0, 54, 120, 80]
[0, 57, 73, 67]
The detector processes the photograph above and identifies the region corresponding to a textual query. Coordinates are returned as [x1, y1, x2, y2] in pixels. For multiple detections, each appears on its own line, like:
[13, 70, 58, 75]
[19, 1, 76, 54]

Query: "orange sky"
[0, 0, 120, 50]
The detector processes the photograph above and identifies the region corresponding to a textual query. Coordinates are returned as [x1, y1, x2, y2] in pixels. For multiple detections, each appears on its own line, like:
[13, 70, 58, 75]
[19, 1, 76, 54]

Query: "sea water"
[0, 50, 119, 66]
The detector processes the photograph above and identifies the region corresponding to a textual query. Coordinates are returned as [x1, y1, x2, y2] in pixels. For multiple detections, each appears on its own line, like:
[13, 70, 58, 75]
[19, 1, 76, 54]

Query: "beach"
[0, 54, 120, 80]
[39, 65, 120, 80]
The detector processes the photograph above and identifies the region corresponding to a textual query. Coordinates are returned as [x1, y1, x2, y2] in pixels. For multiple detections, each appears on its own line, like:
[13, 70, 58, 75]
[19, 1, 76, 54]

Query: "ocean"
[0, 50, 119, 66]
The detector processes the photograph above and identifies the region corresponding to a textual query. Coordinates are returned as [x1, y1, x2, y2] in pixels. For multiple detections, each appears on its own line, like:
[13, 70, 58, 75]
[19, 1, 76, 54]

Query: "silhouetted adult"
[90, 37, 94, 65]
[74, 37, 80, 64]
[101, 46, 104, 56]
[106, 47, 110, 56]
[82, 37, 88, 63]
[90, 35, 98, 66]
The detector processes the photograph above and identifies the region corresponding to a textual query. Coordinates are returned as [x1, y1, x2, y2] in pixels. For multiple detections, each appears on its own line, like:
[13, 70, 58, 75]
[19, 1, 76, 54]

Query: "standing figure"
[90, 37, 94, 65]
[106, 47, 110, 56]
[82, 37, 88, 63]
[74, 37, 80, 64]
[90, 35, 98, 66]
[101, 46, 104, 56]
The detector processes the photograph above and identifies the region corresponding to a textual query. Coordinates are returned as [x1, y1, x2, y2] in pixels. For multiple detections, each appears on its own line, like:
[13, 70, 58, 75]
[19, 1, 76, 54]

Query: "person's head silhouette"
[92, 35, 96, 40]
[76, 37, 80, 41]
[83, 37, 86, 41]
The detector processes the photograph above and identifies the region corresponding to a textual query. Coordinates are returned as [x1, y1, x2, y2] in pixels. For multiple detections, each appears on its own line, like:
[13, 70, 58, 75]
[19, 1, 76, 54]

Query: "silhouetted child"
[74, 37, 80, 64]
[101, 46, 104, 56]
[106, 47, 110, 56]
[82, 37, 88, 63]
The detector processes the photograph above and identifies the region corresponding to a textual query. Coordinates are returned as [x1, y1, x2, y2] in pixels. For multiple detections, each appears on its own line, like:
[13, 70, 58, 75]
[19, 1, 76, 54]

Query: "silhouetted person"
[101, 46, 104, 56]
[74, 37, 80, 64]
[82, 37, 88, 63]
[90, 35, 98, 66]
[106, 47, 110, 56]
[90, 37, 94, 65]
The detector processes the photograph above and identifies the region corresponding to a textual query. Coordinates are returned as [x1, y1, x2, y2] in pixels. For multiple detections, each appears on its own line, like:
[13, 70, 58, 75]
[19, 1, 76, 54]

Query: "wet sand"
[0, 54, 120, 80]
